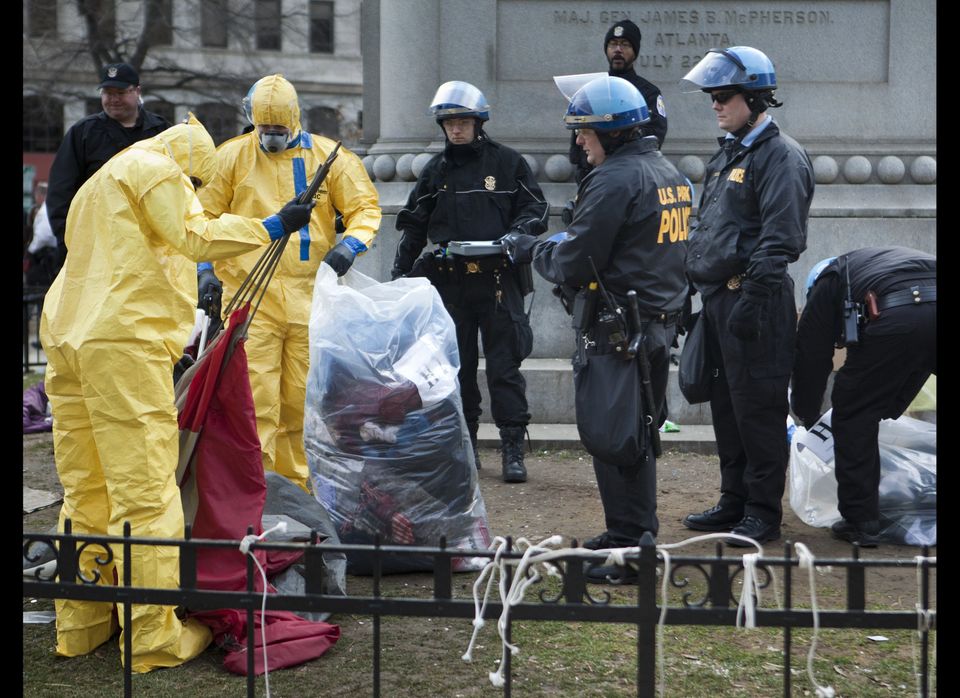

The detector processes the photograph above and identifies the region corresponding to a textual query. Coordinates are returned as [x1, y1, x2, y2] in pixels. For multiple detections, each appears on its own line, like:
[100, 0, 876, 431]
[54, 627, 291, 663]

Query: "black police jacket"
[686, 120, 814, 296]
[568, 67, 668, 182]
[533, 137, 689, 316]
[790, 246, 936, 423]
[393, 134, 548, 275]
[46, 108, 171, 244]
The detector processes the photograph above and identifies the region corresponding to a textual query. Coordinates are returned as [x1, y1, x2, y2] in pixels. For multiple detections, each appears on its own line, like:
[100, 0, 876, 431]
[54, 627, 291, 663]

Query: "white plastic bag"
[788, 410, 936, 545]
[304, 266, 492, 573]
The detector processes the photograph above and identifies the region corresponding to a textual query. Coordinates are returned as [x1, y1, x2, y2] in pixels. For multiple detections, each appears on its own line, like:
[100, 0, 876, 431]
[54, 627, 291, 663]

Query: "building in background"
[23, 0, 365, 210]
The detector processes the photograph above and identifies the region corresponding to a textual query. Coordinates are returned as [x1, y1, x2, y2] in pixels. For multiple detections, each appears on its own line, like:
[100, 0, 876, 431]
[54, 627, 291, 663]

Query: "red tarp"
[177, 304, 339, 675]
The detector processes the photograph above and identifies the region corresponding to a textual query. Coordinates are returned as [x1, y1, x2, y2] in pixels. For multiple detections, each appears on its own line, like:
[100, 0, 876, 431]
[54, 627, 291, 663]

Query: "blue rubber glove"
[323, 236, 367, 276]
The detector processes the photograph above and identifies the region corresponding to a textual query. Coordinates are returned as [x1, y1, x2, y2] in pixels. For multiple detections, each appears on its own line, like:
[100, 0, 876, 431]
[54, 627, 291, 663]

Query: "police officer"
[792, 247, 936, 546]
[391, 81, 548, 483]
[506, 76, 688, 581]
[678, 47, 814, 546]
[46, 63, 171, 274]
[568, 19, 668, 184]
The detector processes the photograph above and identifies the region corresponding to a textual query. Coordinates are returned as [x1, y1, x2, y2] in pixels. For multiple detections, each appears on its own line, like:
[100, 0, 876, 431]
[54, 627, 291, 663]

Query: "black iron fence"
[23, 285, 47, 373]
[23, 524, 936, 698]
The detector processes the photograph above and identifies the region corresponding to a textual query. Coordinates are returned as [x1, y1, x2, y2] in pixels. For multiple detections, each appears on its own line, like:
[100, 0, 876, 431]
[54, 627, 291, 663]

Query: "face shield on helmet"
[243, 74, 302, 153]
[562, 75, 650, 131]
[805, 257, 837, 298]
[679, 46, 777, 92]
[429, 81, 490, 122]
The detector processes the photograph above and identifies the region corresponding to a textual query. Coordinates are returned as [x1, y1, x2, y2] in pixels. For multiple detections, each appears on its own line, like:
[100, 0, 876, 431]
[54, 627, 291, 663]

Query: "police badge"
[107, 66, 118, 78]
[484, 176, 496, 191]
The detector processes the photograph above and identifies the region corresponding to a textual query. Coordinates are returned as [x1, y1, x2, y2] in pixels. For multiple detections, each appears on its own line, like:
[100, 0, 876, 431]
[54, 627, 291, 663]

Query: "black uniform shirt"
[534, 137, 689, 316]
[46, 108, 171, 244]
[686, 119, 814, 296]
[790, 246, 936, 422]
[393, 134, 547, 273]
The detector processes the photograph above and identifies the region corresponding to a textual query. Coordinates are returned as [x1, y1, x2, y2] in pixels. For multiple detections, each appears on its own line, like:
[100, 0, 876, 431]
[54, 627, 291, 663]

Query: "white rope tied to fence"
[465, 532, 779, 693]
[237, 519, 288, 698]
[794, 542, 835, 698]
[462, 535, 636, 687]
[912, 555, 936, 698]
[461, 533, 928, 698]
[655, 532, 766, 696]
[737, 552, 761, 629]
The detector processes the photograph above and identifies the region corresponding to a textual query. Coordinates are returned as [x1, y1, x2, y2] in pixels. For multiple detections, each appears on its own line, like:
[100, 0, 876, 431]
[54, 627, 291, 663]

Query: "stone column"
[364, 0, 442, 154]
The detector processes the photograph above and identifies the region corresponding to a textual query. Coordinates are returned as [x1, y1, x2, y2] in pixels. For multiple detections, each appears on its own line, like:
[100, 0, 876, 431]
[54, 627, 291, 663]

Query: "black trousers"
[435, 268, 532, 430]
[831, 301, 936, 522]
[591, 320, 675, 542]
[703, 278, 796, 524]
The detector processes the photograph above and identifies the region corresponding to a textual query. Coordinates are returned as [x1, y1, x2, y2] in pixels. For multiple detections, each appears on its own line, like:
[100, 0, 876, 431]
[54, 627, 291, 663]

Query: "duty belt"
[444, 254, 510, 275]
[638, 311, 681, 325]
[876, 285, 936, 311]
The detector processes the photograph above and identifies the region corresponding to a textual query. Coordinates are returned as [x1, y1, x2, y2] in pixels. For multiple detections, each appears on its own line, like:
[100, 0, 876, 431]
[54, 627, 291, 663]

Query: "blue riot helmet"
[679, 46, 777, 92]
[429, 81, 490, 123]
[805, 257, 837, 298]
[680, 46, 782, 137]
[563, 75, 650, 131]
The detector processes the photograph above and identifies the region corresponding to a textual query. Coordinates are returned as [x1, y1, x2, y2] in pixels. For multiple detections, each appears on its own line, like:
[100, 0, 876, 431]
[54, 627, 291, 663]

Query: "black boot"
[499, 426, 527, 483]
[467, 422, 481, 470]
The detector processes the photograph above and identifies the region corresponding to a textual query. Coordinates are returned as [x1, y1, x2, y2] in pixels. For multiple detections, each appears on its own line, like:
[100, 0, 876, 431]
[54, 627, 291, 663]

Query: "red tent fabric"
[177, 303, 339, 674]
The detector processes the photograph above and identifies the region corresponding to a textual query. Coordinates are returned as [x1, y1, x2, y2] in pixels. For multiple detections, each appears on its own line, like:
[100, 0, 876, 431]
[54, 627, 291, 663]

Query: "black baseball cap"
[99, 63, 140, 89]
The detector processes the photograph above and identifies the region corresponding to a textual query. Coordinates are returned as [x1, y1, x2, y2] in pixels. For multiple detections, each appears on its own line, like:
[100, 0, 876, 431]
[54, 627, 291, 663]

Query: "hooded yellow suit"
[40, 115, 273, 672]
[200, 75, 381, 490]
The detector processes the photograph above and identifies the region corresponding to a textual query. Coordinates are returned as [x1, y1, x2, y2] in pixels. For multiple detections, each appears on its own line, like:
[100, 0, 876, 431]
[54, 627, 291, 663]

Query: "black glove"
[197, 267, 222, 311]
[727, 278, 771, 342]
[322, 236, 366, 277]
[560, 199, 576, 227]
[274, 198, 316, 236]
[676, 289, 695, 337]
[499, 230, 538, 265]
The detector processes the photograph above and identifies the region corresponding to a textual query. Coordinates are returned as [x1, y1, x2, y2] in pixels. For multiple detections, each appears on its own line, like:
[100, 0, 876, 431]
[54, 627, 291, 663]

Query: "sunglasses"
[709, 90, 739, 105]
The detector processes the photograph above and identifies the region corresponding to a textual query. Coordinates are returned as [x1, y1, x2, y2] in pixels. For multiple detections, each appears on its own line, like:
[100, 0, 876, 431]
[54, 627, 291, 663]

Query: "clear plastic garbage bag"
[304, 265, 492, 574]
[788, 409, 936, 546]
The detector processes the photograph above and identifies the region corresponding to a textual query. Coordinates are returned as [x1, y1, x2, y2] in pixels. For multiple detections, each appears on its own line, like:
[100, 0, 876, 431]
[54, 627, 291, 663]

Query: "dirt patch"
[23, 432, 935, 609]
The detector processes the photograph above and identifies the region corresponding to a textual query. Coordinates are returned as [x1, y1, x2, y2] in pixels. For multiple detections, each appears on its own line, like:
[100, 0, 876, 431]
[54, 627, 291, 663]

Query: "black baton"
[627, 290, 662, 458]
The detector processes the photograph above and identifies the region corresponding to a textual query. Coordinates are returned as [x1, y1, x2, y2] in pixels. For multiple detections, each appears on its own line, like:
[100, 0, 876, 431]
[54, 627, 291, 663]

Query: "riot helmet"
[680, 46, 777, 93]
[680, 46, 782, 136]
[429, 81, 490, 123]
[805, 257, 838, 298]
[563, 75, 650, 131]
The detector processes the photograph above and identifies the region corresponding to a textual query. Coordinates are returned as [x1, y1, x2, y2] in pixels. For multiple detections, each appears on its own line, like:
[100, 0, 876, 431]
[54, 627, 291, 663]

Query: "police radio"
[838, 255, 861, 347]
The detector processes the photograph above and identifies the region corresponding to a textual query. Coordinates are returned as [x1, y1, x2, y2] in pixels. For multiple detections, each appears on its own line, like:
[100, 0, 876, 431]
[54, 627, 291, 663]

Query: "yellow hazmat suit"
[40, 114, 274, 672]
[200, 74, 381, 490]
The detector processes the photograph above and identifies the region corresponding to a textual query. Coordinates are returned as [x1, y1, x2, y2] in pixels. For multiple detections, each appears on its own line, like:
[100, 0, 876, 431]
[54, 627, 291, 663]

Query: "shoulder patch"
[656, 95, 667, 117]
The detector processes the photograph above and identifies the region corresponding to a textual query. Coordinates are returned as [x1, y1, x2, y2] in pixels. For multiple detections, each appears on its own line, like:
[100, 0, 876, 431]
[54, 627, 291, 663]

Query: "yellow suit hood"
[133, 112, 218, 188]
[250, 74, 301, 135]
